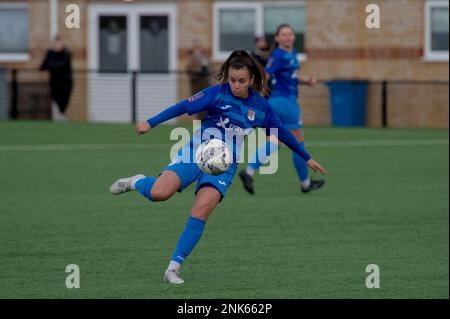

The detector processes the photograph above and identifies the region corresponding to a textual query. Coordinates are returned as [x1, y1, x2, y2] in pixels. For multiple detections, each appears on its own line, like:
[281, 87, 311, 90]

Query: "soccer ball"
[195, 139, 232, 175]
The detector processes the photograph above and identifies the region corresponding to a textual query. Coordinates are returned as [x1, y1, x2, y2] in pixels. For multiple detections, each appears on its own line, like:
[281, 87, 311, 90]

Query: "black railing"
[379, 79, 449, 128]
[382, 80, 387, 128]
[10, 69, 18, 120]
[2, 68, 449, 127]
[131, 70, 137, 124]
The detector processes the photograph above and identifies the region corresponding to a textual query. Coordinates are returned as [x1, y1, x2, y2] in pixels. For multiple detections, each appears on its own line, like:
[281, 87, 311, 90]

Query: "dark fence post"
[131, 70, 137, 124]
[381, 80, 387, 128]
[10, 69, 18, 119]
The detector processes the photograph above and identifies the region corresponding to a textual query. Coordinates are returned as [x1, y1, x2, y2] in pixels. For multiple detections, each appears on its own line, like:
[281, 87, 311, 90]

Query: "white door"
[88, 4, 177, 123]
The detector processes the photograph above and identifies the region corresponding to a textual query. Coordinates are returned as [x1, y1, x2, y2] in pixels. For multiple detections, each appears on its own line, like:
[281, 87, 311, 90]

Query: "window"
[424, 0, 449, 61]
[0, 3, 29, 62]
[219, 9, 256, 52]
[99, 16, 128, 72]
[213, 2, 306, 61]
[264, 5, 305, 54]
[140, 16, 169, 72]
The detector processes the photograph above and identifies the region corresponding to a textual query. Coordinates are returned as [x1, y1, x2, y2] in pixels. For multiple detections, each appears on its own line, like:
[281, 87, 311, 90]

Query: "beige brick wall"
[308, 0, 423, 49]
[178, 0, 211, 52]
[0, 0, 88, 121]
[28, 0, 50, 70]
[304, 0, 449, 81]
[176, 0, 212, 123]
[1, 0, 447, 128]
[66, 71, 88, 122]
[299, 81, 449, 129]
[360, 0, 422, 48]
[60, 0, 88, 121]
[366, 82, 383, 128]
[1, 0, 49, 71]
[299, 84, 330, 127]
[301, 59, 449, 82]
[299, 0, 448, 128]
[298, 81, 388, 129]
[307, 0, 362, 49]
[387, 83, 449, 128]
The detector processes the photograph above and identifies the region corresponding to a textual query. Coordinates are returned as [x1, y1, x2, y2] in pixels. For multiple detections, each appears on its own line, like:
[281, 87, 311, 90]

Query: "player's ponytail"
[217, 49, 267, 95]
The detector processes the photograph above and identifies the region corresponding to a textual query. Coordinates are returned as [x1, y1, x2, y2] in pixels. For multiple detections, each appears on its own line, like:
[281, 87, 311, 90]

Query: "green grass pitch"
[0, 121, 448, 298]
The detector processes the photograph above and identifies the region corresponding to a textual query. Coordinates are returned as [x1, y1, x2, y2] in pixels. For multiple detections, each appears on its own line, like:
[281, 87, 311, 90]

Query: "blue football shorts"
[160, 141, 237, 201]
[268, 95, 303, 129]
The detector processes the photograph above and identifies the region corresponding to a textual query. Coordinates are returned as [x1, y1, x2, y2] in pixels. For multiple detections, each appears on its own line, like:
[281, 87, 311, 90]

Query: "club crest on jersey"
[188, 91, 204, 102]
[247, 110, 255, 121]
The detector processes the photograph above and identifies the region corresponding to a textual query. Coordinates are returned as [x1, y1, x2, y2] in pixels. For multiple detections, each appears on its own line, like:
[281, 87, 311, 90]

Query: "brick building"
[0, 0, 448, 127]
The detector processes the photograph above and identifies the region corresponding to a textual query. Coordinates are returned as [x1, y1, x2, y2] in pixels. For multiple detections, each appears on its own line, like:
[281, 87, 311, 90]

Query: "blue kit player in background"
[109, 49, 327, 284]
[239, 24, 325, 195]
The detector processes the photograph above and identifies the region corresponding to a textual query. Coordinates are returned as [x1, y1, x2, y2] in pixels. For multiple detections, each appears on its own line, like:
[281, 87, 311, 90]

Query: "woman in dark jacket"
[40, 36, 73, 118]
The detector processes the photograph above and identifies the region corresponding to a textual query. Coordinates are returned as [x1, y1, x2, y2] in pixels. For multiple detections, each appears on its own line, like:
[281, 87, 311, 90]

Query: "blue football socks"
[171, 217, 206, 265]
[135, 176, 156, 201]
[292, 141, 309, 182]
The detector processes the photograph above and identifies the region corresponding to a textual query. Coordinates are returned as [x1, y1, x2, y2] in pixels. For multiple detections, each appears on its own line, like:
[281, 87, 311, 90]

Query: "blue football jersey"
[147, 83, 311, 163]
[266, 47, 300, 97]
[182, 84, 277, 162]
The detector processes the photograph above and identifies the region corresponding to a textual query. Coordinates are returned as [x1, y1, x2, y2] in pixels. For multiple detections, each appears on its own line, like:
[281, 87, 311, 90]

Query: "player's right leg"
[109, 174, 146, 195]
[110, 140, 200, 202]
[109, 171, 180, 201]
[110, 165, 197, 203]
[137, 170, 181, 202]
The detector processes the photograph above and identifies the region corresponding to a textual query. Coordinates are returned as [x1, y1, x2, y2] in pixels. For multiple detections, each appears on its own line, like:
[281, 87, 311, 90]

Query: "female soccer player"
[109, 49, 326, 284]
[239, 24, 325, 195]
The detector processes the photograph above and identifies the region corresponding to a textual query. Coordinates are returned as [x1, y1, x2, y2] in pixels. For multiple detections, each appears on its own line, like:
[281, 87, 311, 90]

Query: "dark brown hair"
[216, 49, 267, 94]
[270, 23, 295, 52]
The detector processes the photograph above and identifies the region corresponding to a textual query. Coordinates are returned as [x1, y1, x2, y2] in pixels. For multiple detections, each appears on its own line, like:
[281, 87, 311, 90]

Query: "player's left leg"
[290, 128, 325, 193]
[164, 186, 221, 284]
[164, 165, 235, 284]
[239, 135, 279, 194]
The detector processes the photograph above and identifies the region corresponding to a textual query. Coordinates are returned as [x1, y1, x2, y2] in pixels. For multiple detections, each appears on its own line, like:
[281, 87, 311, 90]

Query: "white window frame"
[423, 0, 449, 62]
[213, 1, 306, 62]
[88, 3, 177, 71]
[0, 2, 30, 62]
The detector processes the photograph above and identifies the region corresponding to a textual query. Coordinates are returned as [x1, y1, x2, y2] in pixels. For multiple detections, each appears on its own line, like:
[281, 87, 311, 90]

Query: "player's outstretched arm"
[138, 86, 218, 136]
[136, 122, 151, 135]
[299, 75, 316, 87]
[264, 107, 327, 175]
[306, 158, 327, 175]
[278, 126, 327, 175]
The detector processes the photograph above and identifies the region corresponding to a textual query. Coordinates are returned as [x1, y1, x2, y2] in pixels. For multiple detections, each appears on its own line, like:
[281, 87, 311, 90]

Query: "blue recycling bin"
[326, 80, 369, 127]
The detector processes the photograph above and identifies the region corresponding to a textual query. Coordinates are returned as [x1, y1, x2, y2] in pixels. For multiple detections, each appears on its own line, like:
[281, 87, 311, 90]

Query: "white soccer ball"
[195, 139, 232, 175]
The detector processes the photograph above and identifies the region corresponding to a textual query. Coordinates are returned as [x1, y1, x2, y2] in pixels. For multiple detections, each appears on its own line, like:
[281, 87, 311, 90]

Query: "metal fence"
[1, 68, 449, 128]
